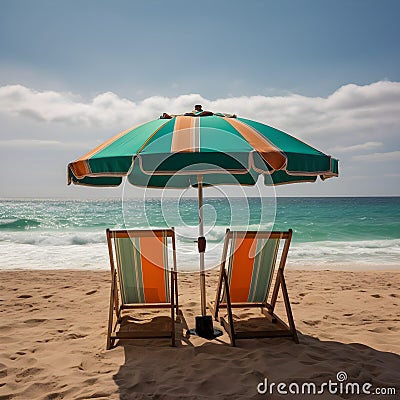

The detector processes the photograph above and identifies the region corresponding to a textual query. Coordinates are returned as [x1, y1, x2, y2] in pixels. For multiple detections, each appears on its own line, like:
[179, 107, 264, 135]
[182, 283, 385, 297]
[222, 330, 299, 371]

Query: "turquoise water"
[0, 197, 399, 270]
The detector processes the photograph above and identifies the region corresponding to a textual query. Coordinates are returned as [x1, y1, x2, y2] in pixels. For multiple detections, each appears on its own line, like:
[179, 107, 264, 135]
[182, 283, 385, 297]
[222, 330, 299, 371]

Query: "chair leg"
[269, 270, 282, 315]
[174, 271, 180, 321]
[171, 270, 176, 347]
[207, 302, 217, 321]
[106, 274, 116, 350]
[211, 269, 224, 321]
[223, 270, 236, 347]
[278, 270, 299, 343]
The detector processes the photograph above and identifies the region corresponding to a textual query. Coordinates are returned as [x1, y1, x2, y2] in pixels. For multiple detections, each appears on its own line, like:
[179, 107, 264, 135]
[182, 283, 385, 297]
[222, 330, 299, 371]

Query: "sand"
[0, 269, 399, 399]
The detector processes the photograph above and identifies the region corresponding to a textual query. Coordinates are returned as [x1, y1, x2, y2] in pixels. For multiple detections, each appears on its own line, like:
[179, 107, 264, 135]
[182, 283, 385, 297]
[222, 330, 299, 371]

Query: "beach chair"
[106, 228, 179, 348]
[209, 229, 298, 346]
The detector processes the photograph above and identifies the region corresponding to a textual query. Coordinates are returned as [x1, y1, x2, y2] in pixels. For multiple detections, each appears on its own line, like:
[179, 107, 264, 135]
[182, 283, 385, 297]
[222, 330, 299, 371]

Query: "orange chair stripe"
[229, 236, 256, 302]
[139, 234, 167, 303]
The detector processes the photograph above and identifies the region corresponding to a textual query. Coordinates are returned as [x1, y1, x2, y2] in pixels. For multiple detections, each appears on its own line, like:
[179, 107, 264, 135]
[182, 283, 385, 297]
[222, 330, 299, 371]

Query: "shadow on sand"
[111, 315, 400, 400]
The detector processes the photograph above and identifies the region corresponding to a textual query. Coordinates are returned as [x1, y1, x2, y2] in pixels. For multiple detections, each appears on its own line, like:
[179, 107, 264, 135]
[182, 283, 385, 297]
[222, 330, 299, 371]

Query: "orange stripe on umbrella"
[70, 159, 91, 178]
[224, 118, 287, 170]
[171, 116, 195, 152]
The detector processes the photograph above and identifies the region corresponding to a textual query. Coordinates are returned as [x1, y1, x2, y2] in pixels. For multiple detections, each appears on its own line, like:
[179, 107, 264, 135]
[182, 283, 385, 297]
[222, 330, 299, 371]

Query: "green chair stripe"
[248, 238, 280, 302]
[222, 231, 237, 301]
[115, 236, 145, 304]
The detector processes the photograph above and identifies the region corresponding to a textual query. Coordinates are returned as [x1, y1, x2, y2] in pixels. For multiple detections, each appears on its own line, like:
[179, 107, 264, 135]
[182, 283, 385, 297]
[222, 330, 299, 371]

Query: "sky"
[0, 0, 399, 198]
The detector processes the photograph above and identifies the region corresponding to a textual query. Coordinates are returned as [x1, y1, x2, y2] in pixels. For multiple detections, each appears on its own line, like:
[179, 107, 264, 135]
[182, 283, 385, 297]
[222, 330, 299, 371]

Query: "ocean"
[0, 197, 399, 271]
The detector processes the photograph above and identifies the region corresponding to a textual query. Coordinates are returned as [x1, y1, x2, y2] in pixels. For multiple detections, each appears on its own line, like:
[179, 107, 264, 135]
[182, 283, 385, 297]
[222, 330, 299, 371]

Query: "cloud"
[0, 85, 138, 126]
[331, 141, 383, 153]
[353, 151, 400, 162]
[0, 139, 90, 149]
[0, 81, 399, 156]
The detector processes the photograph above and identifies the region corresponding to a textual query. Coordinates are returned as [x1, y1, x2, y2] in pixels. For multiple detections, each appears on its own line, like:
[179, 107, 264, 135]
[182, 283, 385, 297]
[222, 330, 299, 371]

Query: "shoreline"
[1, 263, 399, 272]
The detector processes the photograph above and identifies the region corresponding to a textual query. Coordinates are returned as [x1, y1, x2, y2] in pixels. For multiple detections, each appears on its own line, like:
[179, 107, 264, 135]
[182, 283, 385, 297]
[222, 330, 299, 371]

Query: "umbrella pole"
[187, 175, 222, 339]
[197, 175, 207, 316]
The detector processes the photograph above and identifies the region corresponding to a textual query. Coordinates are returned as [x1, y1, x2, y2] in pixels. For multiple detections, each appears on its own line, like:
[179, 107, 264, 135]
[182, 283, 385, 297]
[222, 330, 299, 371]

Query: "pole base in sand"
[187, 315, 223, 339]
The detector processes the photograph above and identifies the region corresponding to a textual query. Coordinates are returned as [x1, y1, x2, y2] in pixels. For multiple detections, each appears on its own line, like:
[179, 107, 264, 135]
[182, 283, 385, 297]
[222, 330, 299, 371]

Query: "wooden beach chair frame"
[209, 229, 298, 346]
[106, 228, 179, 348]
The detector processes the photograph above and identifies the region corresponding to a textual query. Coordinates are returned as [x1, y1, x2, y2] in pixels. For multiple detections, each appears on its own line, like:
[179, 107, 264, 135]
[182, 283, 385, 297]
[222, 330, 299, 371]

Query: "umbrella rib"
[77, 122, 146, 162]
[135, 119, 172, 156]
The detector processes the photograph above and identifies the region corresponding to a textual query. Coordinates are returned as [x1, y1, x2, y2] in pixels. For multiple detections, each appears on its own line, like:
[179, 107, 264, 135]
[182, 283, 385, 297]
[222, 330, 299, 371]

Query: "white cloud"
[353, 151, 400, 162]
[0, 85, 138, 126]
[0, 81, 399, 155]
[0, 139, 90, 149]
[331, 141, 383, 153]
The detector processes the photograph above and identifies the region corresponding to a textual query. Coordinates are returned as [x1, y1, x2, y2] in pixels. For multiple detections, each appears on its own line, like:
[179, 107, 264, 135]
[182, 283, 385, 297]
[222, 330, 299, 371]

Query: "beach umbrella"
[68, 110, 339, 336]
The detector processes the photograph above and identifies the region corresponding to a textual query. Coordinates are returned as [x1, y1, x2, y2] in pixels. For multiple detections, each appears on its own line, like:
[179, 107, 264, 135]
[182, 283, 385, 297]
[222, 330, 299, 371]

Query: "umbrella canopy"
[68, 115, 338, 188]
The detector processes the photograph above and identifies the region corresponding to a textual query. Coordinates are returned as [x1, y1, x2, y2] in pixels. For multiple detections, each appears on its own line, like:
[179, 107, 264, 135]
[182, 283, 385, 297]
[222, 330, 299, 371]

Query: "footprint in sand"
[302, 320, 321, 326]
[300, 361, 316, 366]
[371, 294, 381, 298]
[43, 391, 65, 400]
[24, 319, 47, 326]
[17, 294, 32, 299]
[15, 367, 43, 380]
[85, 290, 97, 295]
[66, 333, 87, 340]
[0, 363, 7, 379]
[307, 353, 326, 362]
[84, 378, 98, 385]
[36, 338, 54, 343]
[368, 327, 387, 333]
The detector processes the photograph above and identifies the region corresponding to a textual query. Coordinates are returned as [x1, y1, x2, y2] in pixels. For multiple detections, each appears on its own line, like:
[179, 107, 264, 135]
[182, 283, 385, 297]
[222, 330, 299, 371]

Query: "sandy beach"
[0, 269, 399, 399]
